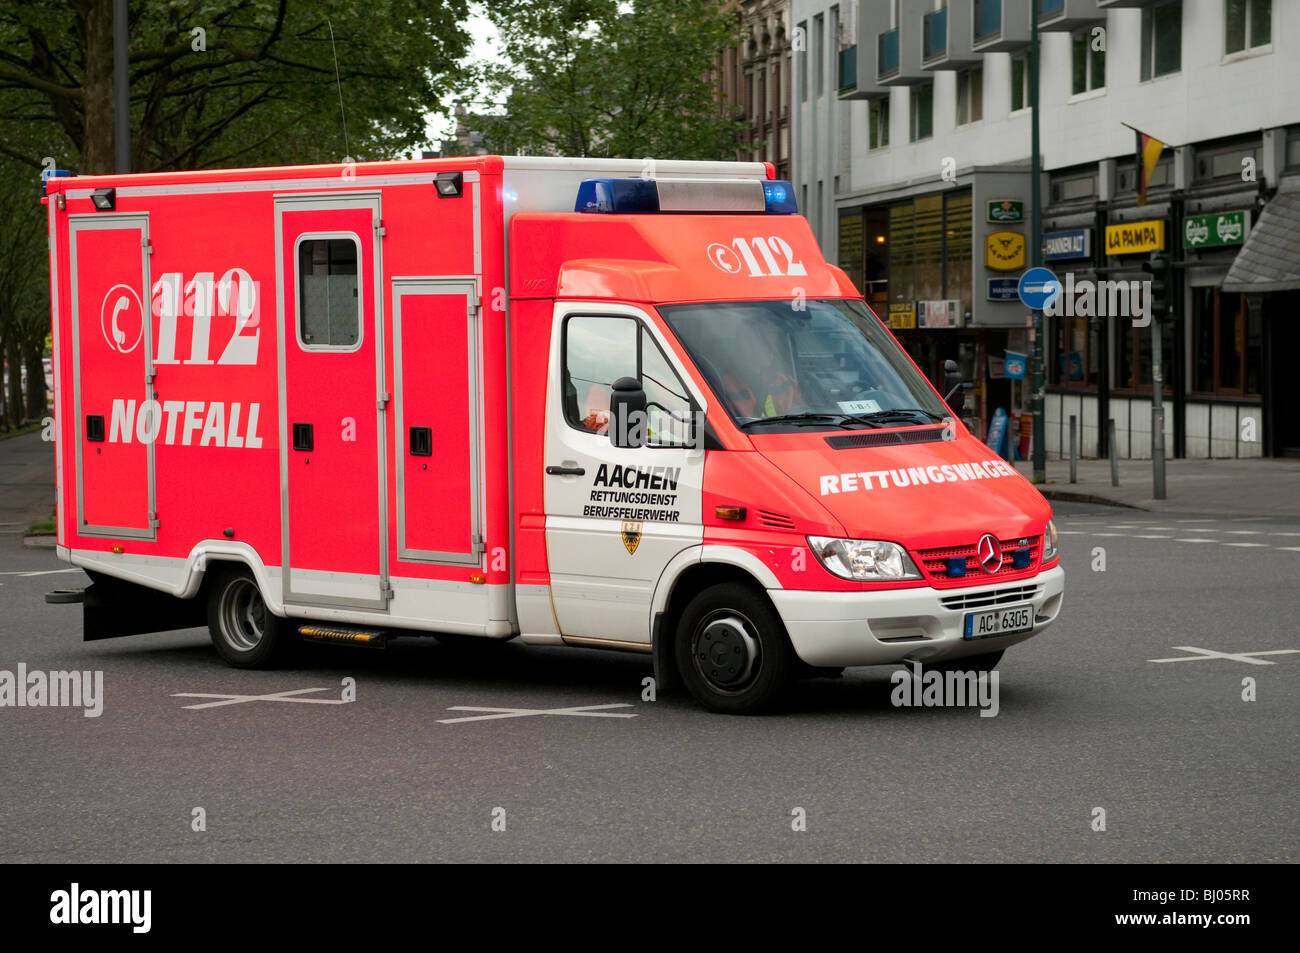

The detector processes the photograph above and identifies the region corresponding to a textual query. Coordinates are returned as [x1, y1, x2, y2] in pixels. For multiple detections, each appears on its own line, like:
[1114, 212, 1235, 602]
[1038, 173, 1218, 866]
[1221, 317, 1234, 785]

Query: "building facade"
[792, 0, 1300, 458]
[721, 0, 795, 179]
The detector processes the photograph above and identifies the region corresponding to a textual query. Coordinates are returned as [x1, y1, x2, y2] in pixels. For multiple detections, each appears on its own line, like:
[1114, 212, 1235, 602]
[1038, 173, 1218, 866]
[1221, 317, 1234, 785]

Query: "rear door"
[275, 192, 388, 608]
[69, 214, 156, 539]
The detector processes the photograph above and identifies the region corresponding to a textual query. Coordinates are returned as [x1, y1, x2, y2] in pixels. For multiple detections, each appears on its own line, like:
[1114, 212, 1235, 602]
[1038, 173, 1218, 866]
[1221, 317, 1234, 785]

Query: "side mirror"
[942, 359, 965, 416]
[609, 376, 647, 448]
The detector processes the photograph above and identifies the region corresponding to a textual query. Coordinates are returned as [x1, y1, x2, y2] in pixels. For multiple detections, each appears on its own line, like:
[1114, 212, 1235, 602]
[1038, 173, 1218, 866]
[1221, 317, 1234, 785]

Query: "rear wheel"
[207, 566, 292, 668]
[675, 582, 794, 714]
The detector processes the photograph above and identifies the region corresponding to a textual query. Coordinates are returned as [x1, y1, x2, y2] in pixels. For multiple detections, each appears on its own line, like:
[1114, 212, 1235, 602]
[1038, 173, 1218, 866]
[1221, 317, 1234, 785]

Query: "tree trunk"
[3, 337, 24, 428]
[24, 342, 46, 420]
[81, 0, 117, 175]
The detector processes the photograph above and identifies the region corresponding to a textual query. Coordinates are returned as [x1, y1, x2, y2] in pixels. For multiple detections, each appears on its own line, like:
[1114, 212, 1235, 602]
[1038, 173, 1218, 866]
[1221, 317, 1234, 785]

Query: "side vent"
[757, 509, 796, 530]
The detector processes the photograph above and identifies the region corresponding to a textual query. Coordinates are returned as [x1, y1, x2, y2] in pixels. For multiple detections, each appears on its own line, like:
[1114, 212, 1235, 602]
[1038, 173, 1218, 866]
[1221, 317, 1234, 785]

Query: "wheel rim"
[692, 608, 761, 694]
[220, 577, 266, 652]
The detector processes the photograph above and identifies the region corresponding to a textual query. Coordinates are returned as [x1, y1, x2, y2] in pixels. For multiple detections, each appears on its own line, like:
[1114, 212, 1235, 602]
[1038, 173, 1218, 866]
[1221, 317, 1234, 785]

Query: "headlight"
[807, 536, 922, 581]
[1043, 519, 1059, 563]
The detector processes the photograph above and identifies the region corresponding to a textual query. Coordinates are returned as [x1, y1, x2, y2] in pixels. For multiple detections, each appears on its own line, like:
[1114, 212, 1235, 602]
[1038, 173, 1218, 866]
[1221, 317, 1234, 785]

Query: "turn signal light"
[110, 544, 125, 554]
[470, 572, 486, 584]
[714, 505, 747, 521]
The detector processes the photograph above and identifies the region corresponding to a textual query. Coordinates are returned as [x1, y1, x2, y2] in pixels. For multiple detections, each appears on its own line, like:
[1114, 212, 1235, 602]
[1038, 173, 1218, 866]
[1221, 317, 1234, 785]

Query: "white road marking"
[1176, 519, 1215, 523]
[1134, 534, 1173, 539]
[1224, 542, 1269, 547]
[173, 688, 350, 710]
[1091, 532, 1126, 537]
[1149, 646, 1300, 666]
[1276, 547, 1300, 552]
[1224, 530, 1265, 535]
[438, 703, 638, 724]
[0, 568, 81, 577]
[1173, 538, 1216, 543]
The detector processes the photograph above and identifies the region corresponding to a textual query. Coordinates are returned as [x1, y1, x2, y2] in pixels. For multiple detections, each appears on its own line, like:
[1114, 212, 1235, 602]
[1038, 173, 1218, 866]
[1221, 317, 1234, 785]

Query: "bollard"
[1069, 415, 1077, 484]
[1108, 418, 1119, 487]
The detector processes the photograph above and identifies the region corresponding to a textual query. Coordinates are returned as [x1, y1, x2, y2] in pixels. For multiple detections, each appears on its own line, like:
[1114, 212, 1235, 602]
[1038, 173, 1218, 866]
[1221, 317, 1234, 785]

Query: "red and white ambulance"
[43, 155, 1063, 713]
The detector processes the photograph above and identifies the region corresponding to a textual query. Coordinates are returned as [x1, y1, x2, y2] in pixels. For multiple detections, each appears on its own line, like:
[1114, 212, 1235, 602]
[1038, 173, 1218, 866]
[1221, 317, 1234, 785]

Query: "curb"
[22, 535, 57, 549]
[1033, 488, 1149, 510]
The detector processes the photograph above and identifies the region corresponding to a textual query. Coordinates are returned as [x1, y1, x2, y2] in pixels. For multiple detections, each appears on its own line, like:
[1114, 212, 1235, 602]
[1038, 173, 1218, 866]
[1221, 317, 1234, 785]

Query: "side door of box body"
[276, 192, 388, 609]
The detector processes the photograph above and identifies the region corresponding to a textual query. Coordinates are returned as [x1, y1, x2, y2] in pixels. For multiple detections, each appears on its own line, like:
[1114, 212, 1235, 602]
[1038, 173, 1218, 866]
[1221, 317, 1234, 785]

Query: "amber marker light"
[714, 505, 747, 521]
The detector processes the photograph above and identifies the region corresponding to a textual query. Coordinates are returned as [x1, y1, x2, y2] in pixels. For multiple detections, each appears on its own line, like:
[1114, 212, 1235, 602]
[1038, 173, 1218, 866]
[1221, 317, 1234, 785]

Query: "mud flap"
[72, 572, 205, 641]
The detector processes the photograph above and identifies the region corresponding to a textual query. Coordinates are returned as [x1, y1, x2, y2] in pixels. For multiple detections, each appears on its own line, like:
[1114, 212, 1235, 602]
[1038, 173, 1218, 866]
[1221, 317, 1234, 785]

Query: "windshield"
[657, 299, 950, 432]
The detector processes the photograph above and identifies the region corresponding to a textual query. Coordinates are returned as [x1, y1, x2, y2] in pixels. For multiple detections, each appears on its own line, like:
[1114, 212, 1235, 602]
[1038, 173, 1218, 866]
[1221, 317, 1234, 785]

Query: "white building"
[792, 0, 1300, 458]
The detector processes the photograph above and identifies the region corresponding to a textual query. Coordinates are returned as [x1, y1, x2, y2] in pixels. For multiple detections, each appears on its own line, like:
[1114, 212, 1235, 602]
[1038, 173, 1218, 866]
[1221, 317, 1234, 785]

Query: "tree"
[473, 0, 745, 160]
[0, 0, 473, 175]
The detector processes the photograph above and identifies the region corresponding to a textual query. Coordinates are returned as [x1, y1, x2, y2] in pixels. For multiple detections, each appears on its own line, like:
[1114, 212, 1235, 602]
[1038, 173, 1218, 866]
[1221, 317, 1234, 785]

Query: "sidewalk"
[0, 430, 55, 539]
[1015, 455, 1300, 517]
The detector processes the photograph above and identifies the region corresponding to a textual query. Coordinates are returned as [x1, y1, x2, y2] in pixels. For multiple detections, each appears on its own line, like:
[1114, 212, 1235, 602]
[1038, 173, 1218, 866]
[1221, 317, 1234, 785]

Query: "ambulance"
[42, 155, 1063, 713]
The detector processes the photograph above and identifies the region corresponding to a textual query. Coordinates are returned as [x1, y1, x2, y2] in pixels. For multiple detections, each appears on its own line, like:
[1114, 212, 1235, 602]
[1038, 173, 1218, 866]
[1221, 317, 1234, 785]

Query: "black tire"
[206, 565, 293, 668]
[675, 582, 794, 714]
[923, 650, 1004, 674]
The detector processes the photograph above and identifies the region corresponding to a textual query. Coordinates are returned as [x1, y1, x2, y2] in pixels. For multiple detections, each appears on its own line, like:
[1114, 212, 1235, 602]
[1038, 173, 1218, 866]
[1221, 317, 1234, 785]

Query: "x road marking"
[438, 703, 638, 724]
[1147, 646, 1300, 666]
[173, 688, 350, 710]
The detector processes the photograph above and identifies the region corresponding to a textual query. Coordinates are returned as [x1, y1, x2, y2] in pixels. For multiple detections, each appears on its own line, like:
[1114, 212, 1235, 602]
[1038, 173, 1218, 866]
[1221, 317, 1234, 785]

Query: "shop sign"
[1105, 220, 1165, 254]
[1182, 210, 1248, 249]
[986, 231, 1026, 271]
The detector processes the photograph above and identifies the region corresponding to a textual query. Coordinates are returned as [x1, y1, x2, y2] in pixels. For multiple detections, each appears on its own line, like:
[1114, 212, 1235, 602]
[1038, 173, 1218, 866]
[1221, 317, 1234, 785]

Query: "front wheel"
[207, 566, 292, 668]
[674, 582, 794, 714]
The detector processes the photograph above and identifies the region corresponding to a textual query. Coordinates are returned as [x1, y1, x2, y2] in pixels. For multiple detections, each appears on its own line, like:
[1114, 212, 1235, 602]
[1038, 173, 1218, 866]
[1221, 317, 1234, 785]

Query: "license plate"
[963, 603, 1034, 640]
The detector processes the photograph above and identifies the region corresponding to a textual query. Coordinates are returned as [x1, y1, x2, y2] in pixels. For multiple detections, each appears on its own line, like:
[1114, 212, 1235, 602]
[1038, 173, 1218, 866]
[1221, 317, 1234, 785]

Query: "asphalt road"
[0, 501, 1296, 863]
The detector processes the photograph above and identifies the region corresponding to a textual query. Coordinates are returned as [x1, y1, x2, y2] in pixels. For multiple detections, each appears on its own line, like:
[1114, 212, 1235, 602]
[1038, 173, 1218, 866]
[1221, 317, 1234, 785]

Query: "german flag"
[1133, 127, 1166, 207]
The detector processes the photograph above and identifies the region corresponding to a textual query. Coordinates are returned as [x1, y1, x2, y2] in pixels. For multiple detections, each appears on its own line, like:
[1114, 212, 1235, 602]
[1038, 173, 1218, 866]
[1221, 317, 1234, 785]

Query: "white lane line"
[1173, 539, 1216, 543]
[1176, 519, 1215, 523]
[1225, 530, 1265, 535]
[1223, 542, 1270, 547]
[1091, 532, 1126, 537]
[1134, 534, 1173, 539]
[1269, 532, 1300, 537]
[1276, 547, 1300, 552]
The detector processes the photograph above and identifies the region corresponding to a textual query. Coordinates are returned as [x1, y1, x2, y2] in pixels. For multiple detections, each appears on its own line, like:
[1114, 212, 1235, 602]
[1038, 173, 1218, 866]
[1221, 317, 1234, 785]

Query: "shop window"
[1191, 289, 1262, 397]
[1050, 315, 1100, 390]
[1140, 1, 1182, 81]
[1195, 141, 1260, 181]
[1050, 173, 1096, 204]
[1114, 321, 1175, 395]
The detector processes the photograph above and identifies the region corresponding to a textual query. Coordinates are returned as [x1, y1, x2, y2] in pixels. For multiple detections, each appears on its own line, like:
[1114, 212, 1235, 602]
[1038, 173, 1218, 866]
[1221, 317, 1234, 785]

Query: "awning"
[1222, 178, 1300, 293]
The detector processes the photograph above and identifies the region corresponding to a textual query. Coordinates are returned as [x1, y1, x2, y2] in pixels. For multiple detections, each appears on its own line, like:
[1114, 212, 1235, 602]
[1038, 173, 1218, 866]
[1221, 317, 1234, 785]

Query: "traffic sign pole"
[1029, 12, 1045, 483]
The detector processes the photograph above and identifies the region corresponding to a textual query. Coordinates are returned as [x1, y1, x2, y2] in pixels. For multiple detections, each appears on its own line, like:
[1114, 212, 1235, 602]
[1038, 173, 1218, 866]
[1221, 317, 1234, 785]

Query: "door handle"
[545, 465, 586, 476]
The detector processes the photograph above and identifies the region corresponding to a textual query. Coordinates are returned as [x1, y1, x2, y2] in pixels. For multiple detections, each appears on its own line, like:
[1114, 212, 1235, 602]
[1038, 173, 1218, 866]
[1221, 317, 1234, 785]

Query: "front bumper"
[768, 564, 1064, 667]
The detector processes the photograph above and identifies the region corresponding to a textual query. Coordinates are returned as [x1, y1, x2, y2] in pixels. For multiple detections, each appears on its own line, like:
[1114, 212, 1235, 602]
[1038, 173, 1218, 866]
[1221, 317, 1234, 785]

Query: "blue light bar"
[763, 180, 798, 214]
[41, 168, 70, 196]
[575, 178, 660, 213]
[945, 557, 967, 577]
[574, 177, 800, 214]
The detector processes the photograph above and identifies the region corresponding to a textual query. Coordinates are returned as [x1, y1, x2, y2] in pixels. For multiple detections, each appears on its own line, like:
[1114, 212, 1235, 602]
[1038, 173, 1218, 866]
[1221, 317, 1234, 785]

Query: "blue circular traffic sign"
[1018, 267, 1061, 310]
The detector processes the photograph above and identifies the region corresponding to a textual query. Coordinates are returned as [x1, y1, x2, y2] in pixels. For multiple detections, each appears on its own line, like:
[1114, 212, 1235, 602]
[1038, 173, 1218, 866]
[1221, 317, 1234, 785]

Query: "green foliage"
[473, 0, 745, 160]
[0, 0, 472, 174]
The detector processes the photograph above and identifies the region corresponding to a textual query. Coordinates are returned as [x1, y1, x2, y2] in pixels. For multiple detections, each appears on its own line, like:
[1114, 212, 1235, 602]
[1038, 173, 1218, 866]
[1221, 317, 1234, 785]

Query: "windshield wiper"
[738, 412, 859, 430]
[849, 408, 948, 423]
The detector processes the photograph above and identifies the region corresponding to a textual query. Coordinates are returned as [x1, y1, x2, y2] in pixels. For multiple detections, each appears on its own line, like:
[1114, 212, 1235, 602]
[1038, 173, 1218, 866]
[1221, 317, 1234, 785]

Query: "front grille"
[824, 426, 948, 449]
[939, 583, 1042, 611]
[917, 535, 1041, 581]
[757, 509, 796, 530]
